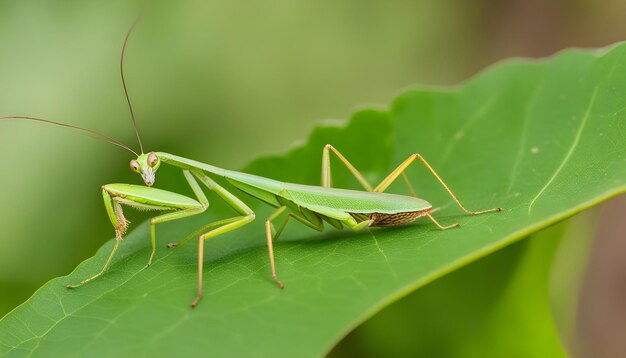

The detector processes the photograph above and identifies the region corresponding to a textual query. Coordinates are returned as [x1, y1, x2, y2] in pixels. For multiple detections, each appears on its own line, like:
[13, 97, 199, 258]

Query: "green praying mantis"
[1, 19, 501, 308]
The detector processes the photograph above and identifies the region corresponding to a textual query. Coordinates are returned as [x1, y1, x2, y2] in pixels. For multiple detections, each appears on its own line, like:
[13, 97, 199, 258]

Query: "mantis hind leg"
[321, 144, 373, 190]
[321, 144, 416, 195]
[373, 153, 502, 215]
[426, 213, 461, 230]
[69, 171, 208, 289]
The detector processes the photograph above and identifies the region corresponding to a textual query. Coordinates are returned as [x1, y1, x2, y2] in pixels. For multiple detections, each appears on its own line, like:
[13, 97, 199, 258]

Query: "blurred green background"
[1, 0, 625, 356]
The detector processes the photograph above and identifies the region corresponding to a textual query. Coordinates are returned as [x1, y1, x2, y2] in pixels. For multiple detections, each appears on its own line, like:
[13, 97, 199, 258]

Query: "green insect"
[2, 19, 501, 308]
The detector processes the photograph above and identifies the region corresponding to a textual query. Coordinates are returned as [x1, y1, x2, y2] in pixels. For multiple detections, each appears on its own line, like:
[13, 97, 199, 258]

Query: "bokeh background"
[1, 0, 625, 356]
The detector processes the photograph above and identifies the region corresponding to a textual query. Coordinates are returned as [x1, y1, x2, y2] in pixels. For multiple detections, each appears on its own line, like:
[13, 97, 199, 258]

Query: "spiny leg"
[373, 153, 502, 215]
[69, 171, 209, 288]
[67, 191, 127, 288]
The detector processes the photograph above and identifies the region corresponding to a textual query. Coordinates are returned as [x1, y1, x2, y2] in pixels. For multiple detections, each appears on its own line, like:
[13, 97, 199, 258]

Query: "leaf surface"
[1, 44, 625, 357]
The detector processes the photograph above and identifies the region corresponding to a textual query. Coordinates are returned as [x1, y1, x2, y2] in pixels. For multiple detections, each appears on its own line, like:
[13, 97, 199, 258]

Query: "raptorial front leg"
[68, 177, 207, 288]
[67, 189, 128, 288]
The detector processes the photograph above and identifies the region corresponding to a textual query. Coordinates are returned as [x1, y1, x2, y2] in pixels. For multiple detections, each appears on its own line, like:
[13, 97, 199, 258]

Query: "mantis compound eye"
[147, 152, 159, 167]
[130, 159, 140, 172]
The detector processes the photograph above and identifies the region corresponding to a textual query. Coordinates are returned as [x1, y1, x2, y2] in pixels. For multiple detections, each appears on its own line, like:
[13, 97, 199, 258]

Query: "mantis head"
[130, 152, 160, 186]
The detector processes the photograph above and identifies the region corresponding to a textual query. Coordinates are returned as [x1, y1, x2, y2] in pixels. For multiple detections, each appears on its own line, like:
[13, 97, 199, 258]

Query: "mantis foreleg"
[66, 239, 121, 288]
[67, 170, 208, 288]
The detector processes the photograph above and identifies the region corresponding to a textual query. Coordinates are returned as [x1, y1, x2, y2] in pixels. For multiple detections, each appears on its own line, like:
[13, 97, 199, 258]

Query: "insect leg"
[188, 171, 256, 308]
[146, 206, 207, 267]
[373, 153, 502, 215]
[67, 190, 127, 288]
[265, 206, 324, 289]
[145, 170, 209, 264]
[267, 205, 290, 241]
[265, 206, 289, 289]
[192, 215, 255, 308]
[66, 239, 121, 289]
[343, 217, 373, 231]
[166, 217, 242, 248]
[426, 213, 460, 230]
[321, 144, 373, 190]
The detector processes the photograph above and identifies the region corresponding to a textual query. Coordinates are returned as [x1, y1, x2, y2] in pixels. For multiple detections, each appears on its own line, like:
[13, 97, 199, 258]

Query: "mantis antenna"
[120, 15, 145, 154]
[0, 116, 139, 156]
[2, 16, 147, 157]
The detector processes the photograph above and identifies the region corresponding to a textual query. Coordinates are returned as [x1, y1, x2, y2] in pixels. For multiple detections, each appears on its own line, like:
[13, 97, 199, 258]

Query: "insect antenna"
[120, 15, 145, 154]
[0, 116, 139, 156]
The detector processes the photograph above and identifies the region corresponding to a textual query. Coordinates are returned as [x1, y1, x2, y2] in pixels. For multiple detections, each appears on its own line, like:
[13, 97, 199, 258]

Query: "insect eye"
[130, 160, 140, 172]
[147, 152, 159, 167]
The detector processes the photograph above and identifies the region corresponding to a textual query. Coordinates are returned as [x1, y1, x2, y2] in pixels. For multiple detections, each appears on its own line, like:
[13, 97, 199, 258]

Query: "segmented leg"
[321, 144, 415, 195]
[373, 153, 502, 215]
[321, 144, 373, 190]
[267, 206, 290, 242]
[321, 145, 500, 229]
[193, 214, 255, 308]
[68, 170, 209, 288]
[264, 205, 325, 289]
[146, 170, 209, 266]
[426, 213, 460, 230]
[66, 239, 121, 289]
[187, 171, 256, 308]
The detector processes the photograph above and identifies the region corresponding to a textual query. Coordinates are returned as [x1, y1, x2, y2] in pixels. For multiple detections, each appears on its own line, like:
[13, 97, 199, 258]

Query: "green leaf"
[2, 44, 625, 357]
[330, 213, 597, 357]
